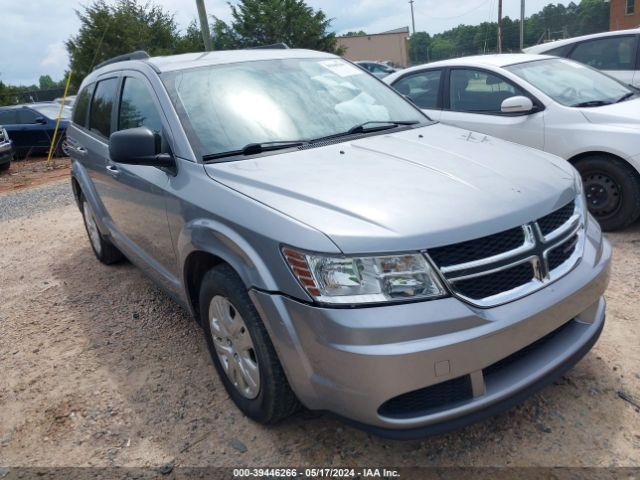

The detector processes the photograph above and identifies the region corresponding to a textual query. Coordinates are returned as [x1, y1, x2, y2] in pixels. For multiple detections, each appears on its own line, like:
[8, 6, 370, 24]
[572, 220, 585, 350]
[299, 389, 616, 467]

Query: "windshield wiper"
[615, 92, 635, 103]
[308, 120, 420, 144]
[571, 100, 612, 108]
[203, 140, 307, 161]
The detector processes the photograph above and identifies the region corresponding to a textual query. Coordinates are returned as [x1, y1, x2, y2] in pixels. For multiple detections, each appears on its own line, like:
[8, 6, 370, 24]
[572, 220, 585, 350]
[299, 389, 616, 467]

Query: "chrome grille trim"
[426, 196, 585, 308]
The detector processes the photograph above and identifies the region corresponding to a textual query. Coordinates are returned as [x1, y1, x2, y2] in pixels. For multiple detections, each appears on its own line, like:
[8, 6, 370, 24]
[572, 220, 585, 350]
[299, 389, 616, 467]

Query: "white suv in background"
[524, 29, 640, 88]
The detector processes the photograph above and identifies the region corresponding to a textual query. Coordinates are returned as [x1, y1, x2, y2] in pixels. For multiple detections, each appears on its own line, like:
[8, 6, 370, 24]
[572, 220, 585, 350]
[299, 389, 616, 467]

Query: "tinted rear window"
[73, 85, 93, 127]
[89, 78, 118, 138]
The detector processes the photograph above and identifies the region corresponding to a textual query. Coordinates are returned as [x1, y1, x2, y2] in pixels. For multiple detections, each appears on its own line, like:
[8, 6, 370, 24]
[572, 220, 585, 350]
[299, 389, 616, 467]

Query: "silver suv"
[67, 48, 611, 438]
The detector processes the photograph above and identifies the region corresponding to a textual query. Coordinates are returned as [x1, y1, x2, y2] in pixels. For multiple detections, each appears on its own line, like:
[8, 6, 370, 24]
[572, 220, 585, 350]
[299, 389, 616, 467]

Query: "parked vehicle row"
[68, 48, 610, 438]
[524, 28, 640, 88]
[0, 103, 71, 158]
[384, 54, 640, 231]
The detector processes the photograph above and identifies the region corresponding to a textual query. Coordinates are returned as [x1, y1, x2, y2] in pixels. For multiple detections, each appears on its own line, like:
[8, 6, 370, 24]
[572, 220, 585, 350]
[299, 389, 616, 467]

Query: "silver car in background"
[67, 48, 611, 438]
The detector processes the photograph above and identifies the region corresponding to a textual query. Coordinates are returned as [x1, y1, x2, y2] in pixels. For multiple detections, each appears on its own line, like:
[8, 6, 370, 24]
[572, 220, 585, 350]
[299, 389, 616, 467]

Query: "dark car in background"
[355, 61, 398, 78]
[0, 104, 71, 158]
[0, 126, 14, 171]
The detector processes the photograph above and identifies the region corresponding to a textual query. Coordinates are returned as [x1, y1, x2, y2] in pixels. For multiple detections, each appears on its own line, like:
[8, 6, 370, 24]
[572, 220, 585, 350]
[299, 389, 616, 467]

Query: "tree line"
[409, 0, 609, 63]
[0, 0, 612, 104]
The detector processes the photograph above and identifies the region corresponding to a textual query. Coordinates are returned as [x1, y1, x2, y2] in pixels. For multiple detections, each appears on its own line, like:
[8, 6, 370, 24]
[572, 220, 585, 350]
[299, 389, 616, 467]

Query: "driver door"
[439, 68, 545, 150]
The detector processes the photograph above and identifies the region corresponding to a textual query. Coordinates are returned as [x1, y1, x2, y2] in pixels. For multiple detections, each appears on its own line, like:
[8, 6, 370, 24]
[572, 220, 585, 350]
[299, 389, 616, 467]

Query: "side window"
[17, 109, 39, 124]
[0, 110, 17, 125]
[449, 69, 524, 114]
[73, 84, 93, 127]
[569, 36, 638, 71]
[393, 70, 442, 109]
[89, 77, 119, 138]
[117, 77, 163, 137]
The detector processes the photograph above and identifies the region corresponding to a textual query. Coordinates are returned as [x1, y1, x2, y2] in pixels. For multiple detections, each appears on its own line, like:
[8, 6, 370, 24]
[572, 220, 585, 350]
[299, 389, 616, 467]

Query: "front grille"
[378, 375, 473, 419]
[454, 262, 534, 300]
[537, 200, 575, 236]
[547, 234, 578, 271]
[428, 226, 525, 267]
[426, 199, 583, 307]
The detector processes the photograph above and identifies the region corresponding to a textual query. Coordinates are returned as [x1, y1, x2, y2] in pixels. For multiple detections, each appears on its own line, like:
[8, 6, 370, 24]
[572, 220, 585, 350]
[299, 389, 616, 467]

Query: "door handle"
[106, 164, 120, 176]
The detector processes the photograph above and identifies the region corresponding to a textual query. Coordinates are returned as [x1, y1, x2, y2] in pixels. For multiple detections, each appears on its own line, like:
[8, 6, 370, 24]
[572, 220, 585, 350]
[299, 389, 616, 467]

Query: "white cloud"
[41, 42, 69, 69]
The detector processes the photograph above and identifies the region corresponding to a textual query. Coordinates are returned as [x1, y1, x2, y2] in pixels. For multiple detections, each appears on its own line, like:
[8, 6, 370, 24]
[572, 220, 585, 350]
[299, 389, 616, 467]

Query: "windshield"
[33, 105, 72, 120]
[162, 57, 428, 160]
[506, 58, 633, 107]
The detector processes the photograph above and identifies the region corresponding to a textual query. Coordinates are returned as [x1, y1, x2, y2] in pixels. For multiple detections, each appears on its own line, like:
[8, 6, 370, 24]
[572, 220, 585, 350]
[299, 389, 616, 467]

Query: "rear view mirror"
[35, 117, 47, 124]
[501, 96, 534, 114]
[109, 127, 173, 168]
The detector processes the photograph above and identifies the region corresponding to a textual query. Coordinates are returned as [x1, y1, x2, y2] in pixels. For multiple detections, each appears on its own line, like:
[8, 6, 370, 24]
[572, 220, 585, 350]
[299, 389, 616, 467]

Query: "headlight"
[282, 247, 447, 305]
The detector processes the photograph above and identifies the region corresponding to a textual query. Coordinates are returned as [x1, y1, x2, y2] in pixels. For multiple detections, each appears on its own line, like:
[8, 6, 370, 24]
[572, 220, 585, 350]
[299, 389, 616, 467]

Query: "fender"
[178, 217, 277, 290]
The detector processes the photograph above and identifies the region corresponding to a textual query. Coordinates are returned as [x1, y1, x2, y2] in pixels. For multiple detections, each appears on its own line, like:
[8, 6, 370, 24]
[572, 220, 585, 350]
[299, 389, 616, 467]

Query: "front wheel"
[199, 264, 299, 424]
[575, 155, 640, 231]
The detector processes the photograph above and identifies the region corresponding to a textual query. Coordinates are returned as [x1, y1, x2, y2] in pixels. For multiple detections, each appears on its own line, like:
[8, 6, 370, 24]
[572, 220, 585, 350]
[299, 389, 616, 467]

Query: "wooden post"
[196, 0, 213, 51]
[497, 0, 503, 53]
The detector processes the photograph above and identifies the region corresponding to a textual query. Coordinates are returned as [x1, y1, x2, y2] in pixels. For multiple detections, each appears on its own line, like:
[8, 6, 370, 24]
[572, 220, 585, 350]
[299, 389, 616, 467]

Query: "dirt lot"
[0, 156, 70, 195]
[0, 173, 639, 470]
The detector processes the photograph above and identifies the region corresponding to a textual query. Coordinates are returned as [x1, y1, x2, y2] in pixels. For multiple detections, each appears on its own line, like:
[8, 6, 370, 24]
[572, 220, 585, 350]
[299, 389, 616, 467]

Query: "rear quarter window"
[72, 85, 93, 127]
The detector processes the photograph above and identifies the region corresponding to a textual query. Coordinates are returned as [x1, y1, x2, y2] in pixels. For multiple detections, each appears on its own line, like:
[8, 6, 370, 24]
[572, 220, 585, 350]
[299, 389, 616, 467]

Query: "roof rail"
[247, 43, 290, 50]
[93, 50, 150, 71]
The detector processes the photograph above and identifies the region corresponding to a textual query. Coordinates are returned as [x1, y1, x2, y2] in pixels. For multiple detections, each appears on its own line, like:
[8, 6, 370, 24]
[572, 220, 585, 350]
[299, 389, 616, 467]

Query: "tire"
[574, 155, 640, 231]
[80, 195, 124, 265]
[0, 161, 9, 171]
[199, 264, 299, 424]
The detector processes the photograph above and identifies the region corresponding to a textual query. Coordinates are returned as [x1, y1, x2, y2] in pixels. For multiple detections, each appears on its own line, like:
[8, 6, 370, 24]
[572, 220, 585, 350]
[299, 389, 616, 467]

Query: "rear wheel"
[81, 197, 124, 264]
[199, 264, 299, 424]
[574, 155, 640, 231]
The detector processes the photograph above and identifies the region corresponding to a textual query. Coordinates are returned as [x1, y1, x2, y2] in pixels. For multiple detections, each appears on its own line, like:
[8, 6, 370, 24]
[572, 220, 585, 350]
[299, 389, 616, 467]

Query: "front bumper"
[250, 218, 611, 437]
[0, 142, 13, 166]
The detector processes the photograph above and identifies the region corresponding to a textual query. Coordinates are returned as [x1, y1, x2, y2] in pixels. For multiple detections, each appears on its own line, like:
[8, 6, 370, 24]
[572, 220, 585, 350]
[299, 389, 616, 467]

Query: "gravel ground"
[0, 180, 73, 221]
[0, 182, 639, 470]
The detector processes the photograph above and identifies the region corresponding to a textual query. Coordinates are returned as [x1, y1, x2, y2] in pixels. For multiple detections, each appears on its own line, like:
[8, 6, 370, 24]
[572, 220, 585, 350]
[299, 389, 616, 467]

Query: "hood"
[206, 123, 577, 254]
[580, 97, 640, 129]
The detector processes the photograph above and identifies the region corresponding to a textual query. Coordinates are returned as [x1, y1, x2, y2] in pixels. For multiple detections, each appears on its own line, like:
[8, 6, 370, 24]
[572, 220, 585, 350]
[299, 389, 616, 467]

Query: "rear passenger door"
[439, 68, 545, 150]
[567, 35, 639, 87]
[390, 69, 443, 120]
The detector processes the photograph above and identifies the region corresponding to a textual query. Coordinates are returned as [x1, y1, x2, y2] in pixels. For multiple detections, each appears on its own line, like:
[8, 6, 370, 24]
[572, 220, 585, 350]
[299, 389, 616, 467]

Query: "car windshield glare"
[506, 58, 632, 107]
[163, 58, 427, 160]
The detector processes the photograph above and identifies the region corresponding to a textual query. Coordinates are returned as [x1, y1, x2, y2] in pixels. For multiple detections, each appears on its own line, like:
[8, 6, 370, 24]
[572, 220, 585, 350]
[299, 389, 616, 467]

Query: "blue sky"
[0, 0, 572, 85]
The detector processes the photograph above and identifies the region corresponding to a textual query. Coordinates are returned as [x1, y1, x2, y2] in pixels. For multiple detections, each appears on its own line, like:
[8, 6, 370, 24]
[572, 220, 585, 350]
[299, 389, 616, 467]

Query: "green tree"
[38, 75, 57, 90]
[409, 32, 431, 64]
[344, 30, 367, 37]
[212, 0, 343, 53]
[66, 0, 182, 88]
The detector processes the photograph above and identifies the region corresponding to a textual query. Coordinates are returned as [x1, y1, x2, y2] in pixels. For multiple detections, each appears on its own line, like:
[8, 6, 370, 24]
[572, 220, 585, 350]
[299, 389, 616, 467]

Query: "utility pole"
[497, 0, 503, 53]
[520, 0, 525, 50]
[196, 0, 213, 51]
[409, 0, 416, 35]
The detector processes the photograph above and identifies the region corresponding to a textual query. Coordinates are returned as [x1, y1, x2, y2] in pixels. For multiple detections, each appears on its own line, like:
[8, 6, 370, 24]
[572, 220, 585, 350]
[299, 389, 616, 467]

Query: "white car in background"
[384, 54, 640, 231]
[524, 29, 640, 88]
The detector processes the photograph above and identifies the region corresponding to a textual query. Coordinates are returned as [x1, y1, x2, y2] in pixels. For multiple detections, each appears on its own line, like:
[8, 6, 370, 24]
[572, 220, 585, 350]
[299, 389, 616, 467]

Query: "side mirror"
[35, 117, 47, 124]
[501, 96, 534, 114]
[109, 127, 173, 168]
